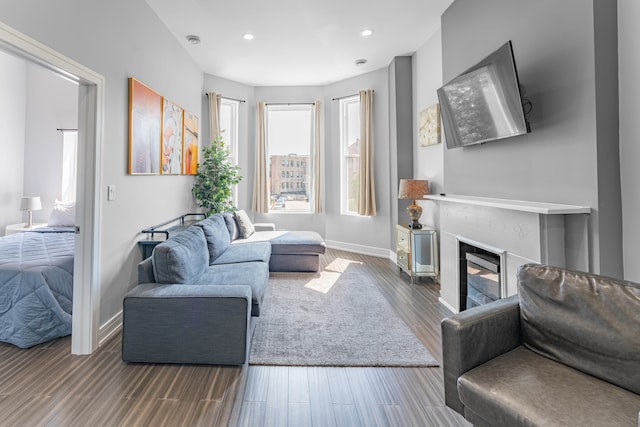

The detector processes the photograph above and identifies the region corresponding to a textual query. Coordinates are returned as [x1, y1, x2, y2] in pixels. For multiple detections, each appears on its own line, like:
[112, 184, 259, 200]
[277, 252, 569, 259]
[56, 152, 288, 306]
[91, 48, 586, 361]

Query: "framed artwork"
[161, 98, 184, 175]
[183, 111, 199, 175]
[128, 78, 162, 174]
[419, 103, 441, 146]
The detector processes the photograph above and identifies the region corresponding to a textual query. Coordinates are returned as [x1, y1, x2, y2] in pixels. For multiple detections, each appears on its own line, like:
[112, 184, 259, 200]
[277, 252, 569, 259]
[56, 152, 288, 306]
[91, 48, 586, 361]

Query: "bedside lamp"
[20, 196, 42, 228]
[398, 179, 429, 229]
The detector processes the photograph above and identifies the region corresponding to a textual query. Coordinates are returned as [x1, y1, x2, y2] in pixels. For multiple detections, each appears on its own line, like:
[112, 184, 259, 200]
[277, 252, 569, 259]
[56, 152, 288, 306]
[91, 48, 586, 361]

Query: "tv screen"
[437, 41, 530, 149]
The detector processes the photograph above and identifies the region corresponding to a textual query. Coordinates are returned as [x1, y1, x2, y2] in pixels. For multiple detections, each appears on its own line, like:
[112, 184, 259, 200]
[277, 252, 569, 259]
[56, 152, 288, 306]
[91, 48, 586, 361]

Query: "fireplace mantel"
[426, 194, 591, 313]
[425, 194, 590, 215]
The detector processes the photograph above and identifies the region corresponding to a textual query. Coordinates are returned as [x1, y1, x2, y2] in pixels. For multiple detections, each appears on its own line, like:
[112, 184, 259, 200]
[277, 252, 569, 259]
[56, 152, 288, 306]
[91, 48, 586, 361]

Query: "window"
[61, 130, 78, 202]
[219, 98, 239, 203]
[266, 104, 314, 212]
[339, 96, 360, 215]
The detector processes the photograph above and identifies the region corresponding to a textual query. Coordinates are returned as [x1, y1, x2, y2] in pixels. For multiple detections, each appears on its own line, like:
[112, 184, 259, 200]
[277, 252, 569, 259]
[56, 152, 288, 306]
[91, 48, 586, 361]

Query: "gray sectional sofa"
[122, 211, 325, 365]
[441, 264, 640, 427]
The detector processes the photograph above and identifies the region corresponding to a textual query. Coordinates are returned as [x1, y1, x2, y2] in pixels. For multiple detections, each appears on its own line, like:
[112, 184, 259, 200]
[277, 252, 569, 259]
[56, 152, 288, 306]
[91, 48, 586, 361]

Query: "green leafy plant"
[192, 136, 242, 216]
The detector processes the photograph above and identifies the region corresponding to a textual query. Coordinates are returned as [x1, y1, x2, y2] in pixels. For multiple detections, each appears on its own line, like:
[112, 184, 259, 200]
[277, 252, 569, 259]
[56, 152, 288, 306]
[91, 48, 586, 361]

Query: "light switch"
[107, 185, 116, 201]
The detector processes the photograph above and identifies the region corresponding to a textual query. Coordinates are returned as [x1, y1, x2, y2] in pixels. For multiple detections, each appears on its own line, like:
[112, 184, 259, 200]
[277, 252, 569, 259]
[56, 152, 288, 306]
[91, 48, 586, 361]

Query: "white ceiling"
[145, 0, 454, 87]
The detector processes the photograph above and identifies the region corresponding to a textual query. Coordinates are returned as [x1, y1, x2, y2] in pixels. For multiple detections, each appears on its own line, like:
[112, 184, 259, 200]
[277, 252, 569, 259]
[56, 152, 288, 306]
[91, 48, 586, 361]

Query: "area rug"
[249, 268, 439, 367]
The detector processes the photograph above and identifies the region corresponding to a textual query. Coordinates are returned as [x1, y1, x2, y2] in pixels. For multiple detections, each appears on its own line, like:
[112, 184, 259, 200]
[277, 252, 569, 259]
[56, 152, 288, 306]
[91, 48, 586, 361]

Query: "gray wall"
[441, 0, 622, 277]
[0, 0, 204, 324]
[388, 56, 414, 248]
[619, 0, 640, 282]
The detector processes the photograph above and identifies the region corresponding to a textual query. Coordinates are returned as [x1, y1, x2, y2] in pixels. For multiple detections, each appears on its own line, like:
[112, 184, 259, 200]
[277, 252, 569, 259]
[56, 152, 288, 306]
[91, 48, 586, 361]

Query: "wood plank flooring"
[0, 249, 469, 427]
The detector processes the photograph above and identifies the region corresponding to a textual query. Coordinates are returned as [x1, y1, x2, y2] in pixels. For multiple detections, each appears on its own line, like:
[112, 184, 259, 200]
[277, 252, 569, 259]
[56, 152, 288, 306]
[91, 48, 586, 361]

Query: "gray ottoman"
[268, 231, 326, 272]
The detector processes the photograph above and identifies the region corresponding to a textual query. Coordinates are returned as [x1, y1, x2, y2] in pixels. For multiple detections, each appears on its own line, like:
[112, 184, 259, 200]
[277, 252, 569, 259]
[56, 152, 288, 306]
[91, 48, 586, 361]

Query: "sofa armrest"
[441, 294, 521, 415]
[122, 283, 253, 365]
[253, 222, 275, 232]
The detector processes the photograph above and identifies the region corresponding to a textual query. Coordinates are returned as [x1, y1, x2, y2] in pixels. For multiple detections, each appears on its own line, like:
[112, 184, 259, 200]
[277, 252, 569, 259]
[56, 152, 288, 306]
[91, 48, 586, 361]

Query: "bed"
[0, 228, 75, 348]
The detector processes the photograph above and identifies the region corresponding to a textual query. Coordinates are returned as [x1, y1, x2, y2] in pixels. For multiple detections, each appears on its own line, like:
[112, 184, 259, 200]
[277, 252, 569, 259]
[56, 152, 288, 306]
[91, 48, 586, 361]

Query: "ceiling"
[145, 0, 454, 87]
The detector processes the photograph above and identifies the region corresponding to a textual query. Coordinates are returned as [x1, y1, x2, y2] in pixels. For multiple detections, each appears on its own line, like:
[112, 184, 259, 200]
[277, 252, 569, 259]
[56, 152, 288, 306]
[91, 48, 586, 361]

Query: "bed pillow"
[48, 200, 76, 226]
[234, 210, 255, 239]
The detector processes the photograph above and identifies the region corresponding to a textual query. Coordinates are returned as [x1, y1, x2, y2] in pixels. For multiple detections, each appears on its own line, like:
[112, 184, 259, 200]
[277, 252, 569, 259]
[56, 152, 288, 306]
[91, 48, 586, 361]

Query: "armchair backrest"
[518, 264, 640, 395]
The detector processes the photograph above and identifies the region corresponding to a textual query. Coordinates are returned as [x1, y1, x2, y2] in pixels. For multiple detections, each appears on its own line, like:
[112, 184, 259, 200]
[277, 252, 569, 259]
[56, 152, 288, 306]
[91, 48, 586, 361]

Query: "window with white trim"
[219, 98, 239, 203]
[61, 130, 78, 202]
[339, 96, 360, 215]
[266, 104, 314, 213]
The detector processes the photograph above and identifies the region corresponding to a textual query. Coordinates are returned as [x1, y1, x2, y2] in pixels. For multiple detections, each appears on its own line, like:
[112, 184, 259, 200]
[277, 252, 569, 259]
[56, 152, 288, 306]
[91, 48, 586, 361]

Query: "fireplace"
[459, 241, 503, 311]
[425, 194, 590, 314]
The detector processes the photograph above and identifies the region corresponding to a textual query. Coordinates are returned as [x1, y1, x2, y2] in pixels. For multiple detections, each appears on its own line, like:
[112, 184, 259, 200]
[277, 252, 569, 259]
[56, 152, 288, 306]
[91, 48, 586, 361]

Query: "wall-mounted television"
[437, 41, 531, 149]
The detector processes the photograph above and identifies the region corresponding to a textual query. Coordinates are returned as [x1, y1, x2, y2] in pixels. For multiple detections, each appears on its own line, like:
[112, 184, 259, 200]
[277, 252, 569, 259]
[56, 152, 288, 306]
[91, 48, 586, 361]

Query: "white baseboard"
[325, 240, 391, 259]
[99, 310, 122, 347]
[438, 297, 458, 315]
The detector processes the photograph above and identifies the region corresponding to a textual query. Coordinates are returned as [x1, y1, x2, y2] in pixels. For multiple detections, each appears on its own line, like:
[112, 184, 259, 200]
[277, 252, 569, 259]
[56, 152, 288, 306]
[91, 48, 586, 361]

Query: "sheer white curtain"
[357, 90, 376, 216]
[313, 100, 322, 213]
[252, 102, 269, 213]
[208, 92, 221, 145]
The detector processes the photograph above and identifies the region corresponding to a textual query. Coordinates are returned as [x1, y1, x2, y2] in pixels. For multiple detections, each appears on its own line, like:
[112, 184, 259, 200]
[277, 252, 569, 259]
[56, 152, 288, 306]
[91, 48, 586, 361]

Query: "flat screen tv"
[437, 41, 531, 149]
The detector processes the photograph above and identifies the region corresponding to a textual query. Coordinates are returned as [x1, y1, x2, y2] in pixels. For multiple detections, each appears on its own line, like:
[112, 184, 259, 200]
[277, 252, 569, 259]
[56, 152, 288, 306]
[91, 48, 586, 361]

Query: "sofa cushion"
[212, 241, 271, 265]
[518, 264, 640, 395]
[193, 261, 268, 316]
[269, 231, 326, 254]
[222, 212, 240, 241]
[195, 214, 231, 264]
[458, 346, 640, 427]
[234, 209, 255, 238]
[152, 226, 208, 284]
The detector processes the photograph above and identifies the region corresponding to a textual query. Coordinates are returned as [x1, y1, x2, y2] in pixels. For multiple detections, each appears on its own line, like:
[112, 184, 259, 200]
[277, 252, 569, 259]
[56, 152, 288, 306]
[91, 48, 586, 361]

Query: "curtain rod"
[265, 102, 315, 106]
[56, 128, 77, 131]
[205, 93, 246, 103]
[331, 90, 374, 101]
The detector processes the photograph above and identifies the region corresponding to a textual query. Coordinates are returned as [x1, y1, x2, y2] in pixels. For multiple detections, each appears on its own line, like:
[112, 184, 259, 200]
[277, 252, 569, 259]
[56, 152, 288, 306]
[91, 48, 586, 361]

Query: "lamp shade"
[20, 196, 42, 212]
[398, 179, 429, 200]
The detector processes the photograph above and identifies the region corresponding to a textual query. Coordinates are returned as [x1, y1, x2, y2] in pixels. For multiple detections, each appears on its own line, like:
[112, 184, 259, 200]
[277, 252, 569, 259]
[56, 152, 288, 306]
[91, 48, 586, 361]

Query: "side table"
[5, 223, 47, 235]
[396, 224, 439, 284]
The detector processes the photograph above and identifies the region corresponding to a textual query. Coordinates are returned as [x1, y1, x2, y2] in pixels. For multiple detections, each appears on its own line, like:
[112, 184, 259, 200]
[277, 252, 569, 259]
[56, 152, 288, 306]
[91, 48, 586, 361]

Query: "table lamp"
[20, 196, 42, 228]
[398, 179, 429, 229]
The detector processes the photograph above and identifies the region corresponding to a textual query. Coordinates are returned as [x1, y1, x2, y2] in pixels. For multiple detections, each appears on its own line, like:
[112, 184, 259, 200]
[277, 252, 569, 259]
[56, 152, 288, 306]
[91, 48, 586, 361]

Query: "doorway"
[0, 22, 103, 354]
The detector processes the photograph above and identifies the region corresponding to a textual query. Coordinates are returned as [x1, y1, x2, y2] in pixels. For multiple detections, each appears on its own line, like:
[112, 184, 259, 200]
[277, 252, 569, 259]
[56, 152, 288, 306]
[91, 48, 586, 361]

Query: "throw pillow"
[222, 212, 240, 241]
[195, 214, 231, 264]
[234, 209, 255, 239]
[48, 199, 76, 226]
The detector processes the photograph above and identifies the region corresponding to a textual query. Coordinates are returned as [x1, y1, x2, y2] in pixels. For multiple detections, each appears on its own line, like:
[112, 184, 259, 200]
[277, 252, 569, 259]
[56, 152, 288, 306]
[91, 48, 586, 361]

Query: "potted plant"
[192, 135, 242, 216]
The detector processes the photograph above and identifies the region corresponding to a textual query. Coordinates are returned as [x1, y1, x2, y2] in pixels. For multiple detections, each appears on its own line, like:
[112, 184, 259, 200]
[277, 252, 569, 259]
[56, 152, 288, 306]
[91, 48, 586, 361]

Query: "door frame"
[0, 21, 103, 354]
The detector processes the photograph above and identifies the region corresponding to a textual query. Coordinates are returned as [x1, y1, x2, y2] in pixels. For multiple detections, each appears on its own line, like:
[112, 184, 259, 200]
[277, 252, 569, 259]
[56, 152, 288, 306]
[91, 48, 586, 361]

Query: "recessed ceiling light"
[243, 33, 255, 41]
[360, 29, 374, 37]
[186, 35, 201, 45]
[355, 58, 367, 66]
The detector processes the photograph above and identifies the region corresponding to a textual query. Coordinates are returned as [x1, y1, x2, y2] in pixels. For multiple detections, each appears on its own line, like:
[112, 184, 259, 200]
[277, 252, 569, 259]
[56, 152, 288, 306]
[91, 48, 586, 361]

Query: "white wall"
[0, 0, 203, 325]
[412, 30, 444, 230]
[203, 74, 255, 211]
[618, 0, 640, 281]
[441, 0, 622, 277]
[324, 69, 392, 254]
[0, 51, 26, 235]
[23, 63, 78, 223]
[252, 85, 327, 235]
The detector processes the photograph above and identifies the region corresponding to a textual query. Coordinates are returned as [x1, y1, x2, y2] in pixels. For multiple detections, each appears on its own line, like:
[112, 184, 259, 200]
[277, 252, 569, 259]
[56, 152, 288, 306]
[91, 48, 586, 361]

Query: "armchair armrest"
[441, 294, 521, 414]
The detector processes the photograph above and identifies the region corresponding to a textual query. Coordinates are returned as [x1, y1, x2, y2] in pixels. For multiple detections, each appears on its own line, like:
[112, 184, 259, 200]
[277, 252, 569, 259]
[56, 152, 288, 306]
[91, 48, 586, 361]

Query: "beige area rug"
[249, 260, 439, 367]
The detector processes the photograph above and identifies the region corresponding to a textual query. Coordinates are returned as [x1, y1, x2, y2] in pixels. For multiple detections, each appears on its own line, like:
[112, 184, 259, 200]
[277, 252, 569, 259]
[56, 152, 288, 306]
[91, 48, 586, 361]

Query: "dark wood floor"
[0, 249, 469, 427]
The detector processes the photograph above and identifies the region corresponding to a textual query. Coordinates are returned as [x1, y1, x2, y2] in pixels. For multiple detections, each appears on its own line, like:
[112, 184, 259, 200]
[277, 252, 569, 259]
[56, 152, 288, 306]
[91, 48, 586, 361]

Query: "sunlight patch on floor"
[304, 258, 363, 294]
[324, 257, 363, 273]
